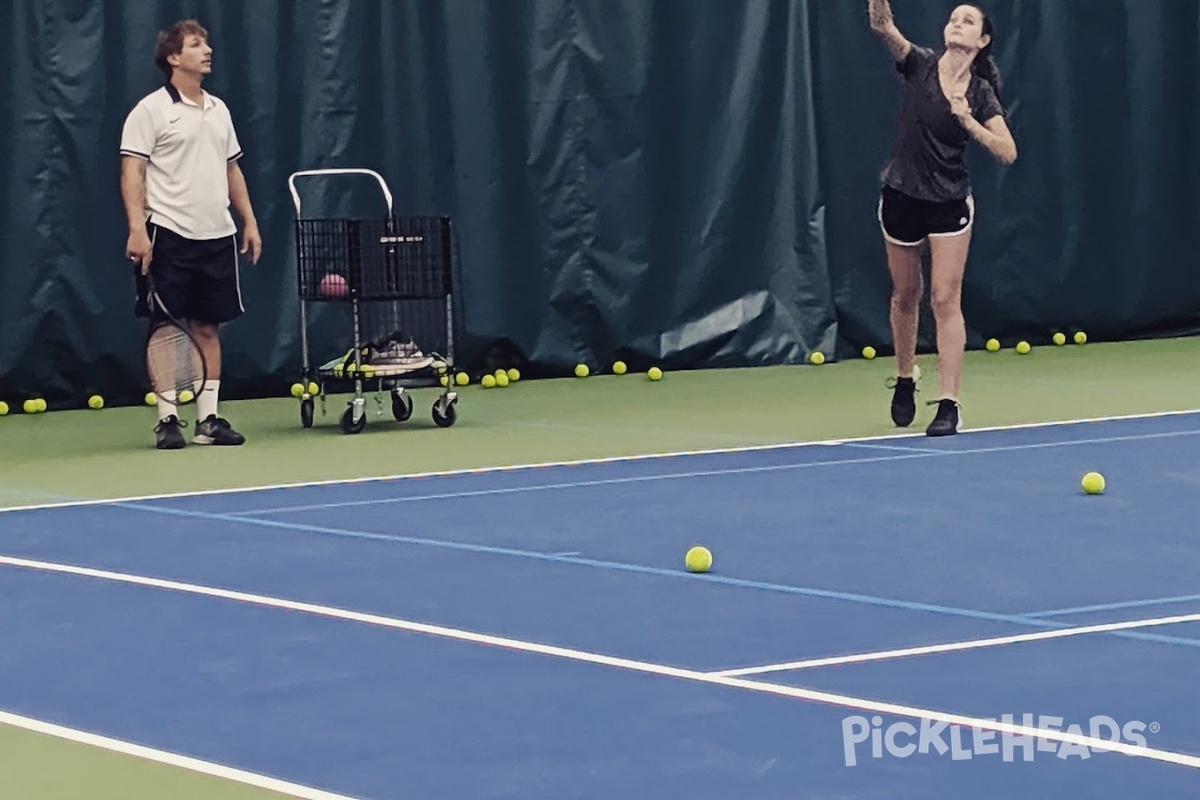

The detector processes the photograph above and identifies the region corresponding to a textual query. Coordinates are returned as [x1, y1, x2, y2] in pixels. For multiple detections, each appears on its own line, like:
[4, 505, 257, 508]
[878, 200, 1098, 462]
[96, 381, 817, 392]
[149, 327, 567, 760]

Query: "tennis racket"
[144, 271, 207, 406]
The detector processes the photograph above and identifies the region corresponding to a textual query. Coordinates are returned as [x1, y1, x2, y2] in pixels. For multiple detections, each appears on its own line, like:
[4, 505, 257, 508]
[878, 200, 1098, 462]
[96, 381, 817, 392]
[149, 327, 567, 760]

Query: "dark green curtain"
[2, 0, 1197, 407]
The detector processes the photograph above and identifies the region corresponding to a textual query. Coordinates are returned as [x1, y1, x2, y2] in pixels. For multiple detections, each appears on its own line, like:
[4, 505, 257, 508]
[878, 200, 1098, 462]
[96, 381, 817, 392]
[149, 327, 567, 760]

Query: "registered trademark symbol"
[1150, 722, 1161, 734]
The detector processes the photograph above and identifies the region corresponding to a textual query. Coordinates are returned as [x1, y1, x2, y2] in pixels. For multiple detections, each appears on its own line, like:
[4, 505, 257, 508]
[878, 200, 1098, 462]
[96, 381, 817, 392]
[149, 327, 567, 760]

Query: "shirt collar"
[164, 82, 215, 109]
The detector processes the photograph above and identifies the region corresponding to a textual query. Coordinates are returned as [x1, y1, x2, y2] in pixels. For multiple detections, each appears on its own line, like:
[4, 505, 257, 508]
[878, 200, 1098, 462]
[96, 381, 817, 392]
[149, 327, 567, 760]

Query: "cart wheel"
[300, 398, 314, 429]
[339, 406, 367, 434]
[391, 391, 414, 422]
[432, 401, 457, 428]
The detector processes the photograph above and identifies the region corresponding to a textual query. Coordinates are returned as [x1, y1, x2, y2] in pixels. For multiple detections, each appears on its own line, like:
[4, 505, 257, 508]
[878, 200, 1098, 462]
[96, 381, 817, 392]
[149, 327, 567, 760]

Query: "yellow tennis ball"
[177, 389, 195, 404]
[810, 351, 825, 365]
[145, 391, 157, 406]
[986, 338, 1000, 352]
[613, 360, 627, 375]
[1016, 341, 1031, 355]
[495, 369, 507, 380]
[482, 374, 497, 388]
[0, 401, 8, 416]
[1081, 471, 1105, 495]
[1052, 332, 1066, 346]
[575, 363, 589, 378]
[440, 375, 449, 386]
[495, 373, 510, 388]
[1074, 331, 1087, 344]
[308, 382, 319, 395]
[507, 368, 520, 382]
[88, 395, 104, 410]
[456, 372, 470, 386]
[23, 399, 38, 414]
[862, 346, 876, 359]
[290, 383, 304, 398]
[647, 366, 663, 381]
[685, 546, 713, 573]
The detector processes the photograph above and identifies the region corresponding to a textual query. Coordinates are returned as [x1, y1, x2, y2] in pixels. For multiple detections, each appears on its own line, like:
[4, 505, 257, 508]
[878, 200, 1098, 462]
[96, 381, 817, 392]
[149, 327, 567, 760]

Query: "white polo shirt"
[119, 83, 243, 241]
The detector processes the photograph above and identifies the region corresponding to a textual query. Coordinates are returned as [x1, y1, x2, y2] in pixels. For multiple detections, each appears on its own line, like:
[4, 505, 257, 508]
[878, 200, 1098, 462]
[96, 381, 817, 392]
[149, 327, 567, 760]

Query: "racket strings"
[147, 324, 204, 398]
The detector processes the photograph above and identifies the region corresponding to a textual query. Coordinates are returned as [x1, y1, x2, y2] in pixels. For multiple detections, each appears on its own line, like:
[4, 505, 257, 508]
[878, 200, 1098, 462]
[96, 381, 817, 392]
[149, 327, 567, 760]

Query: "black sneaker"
[194, 415, 246, 446]
[926, 399, 961, 437]
[154, 415, 187, 450]
[887, 376, 917, 427]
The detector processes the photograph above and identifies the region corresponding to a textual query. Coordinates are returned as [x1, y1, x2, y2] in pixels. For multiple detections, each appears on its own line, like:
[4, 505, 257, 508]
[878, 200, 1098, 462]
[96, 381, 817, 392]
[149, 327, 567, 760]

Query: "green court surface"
[0, 722, 304, 800]
[2, 337, 1198, 507]
[0, 336, 1197, 798]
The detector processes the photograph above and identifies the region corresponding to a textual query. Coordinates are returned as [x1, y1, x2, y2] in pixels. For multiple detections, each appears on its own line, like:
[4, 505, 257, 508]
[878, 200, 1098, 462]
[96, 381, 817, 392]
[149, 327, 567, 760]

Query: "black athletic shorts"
[877, 184, 974, 247]
[134, 222, 244, 325]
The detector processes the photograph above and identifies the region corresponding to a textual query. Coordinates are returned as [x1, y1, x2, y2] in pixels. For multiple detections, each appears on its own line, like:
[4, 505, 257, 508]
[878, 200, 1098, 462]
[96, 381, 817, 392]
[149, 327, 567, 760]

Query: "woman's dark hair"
[966, 5, 1003, 104]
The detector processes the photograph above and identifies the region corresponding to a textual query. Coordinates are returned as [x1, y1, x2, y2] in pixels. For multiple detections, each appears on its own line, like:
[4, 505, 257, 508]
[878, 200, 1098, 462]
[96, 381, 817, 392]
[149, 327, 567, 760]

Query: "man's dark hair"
[155, 19, 208, 81]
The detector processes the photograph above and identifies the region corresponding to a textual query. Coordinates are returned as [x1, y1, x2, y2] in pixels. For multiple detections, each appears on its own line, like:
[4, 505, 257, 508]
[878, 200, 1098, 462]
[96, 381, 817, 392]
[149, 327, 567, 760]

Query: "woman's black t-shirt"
[881, 46, 1005, 202]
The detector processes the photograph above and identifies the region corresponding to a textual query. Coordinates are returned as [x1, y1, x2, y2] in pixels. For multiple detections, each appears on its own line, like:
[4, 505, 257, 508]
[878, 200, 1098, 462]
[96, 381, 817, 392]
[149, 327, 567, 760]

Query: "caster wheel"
[392, 391, 414, 422]
[432, 401, 457, 428]
[339, 406, 367, 434]
[300, 398, 314, 429]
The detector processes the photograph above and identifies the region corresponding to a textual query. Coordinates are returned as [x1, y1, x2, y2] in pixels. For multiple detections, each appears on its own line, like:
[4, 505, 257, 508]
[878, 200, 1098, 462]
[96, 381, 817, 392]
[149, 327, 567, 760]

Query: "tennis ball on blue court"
[809, 351, 825, 365]
[0, 401, 8, 416]
[290, 382, 304, 398]
[1016, 341, 1031, 355]
[862, 346, 876, 359]
[575, 363, 589, 378]
[1081, 471, 1105, 495]
[685, 546, 713, 573]
[647, 366, 663, 381]
[481, 374, 497, 388]
[986, 338, 1001, 352]
[613, 360, 627, 375]
[1074, 331, 1088, 344]
[88, 395, 104, 410]
[1052, 332, 1067, 346]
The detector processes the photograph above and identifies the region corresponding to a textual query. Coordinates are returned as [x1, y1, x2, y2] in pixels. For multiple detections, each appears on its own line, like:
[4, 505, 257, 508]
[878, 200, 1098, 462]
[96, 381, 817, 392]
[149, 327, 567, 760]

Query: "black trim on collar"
[164, 83, 182, 103]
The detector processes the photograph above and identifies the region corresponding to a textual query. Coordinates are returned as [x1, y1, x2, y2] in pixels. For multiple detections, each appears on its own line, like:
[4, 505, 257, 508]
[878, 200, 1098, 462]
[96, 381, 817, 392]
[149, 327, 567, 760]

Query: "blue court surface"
[2, 411, 1200, 798]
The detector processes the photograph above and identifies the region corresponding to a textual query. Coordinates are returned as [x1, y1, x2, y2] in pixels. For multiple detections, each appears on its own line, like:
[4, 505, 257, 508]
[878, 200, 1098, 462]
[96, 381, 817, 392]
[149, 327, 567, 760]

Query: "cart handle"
[287, 168, 394, 217]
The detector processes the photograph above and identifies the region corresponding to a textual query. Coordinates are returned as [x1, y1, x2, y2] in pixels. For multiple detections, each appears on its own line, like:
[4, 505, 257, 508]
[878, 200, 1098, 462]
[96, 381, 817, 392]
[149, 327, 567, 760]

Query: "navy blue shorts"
[134, 222, 244, 325]
[877, 185, 974, 247]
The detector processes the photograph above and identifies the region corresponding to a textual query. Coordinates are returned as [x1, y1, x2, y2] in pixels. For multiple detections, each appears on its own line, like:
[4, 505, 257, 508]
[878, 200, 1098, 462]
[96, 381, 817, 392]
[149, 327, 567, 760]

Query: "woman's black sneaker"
[887, 377, 917, 427]
[926, 399, 961, 437]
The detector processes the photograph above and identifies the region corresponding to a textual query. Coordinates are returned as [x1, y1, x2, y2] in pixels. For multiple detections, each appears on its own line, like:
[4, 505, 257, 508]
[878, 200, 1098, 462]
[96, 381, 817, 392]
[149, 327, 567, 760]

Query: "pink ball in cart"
[319, 273, 348, 298]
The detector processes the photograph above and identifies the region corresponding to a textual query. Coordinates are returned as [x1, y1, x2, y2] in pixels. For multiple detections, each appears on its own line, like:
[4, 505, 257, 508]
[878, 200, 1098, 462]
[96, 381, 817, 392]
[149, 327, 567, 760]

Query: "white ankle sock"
[157, 391, 177, 421]
[197, 380, 220, 421]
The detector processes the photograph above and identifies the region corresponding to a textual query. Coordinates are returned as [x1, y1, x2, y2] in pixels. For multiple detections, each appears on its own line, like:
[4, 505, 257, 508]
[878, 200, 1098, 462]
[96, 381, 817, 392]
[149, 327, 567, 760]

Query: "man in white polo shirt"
[120, 19, 261, 450]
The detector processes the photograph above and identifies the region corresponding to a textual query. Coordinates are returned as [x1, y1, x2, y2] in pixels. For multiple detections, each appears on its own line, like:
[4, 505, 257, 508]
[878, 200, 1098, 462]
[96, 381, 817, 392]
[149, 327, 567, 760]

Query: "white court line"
[227, 427, 1200, 517]
[711, 611, 1200, 677]
[0, 407, 1197, 516]
[2, 554, 1199, 770]
[841, 442, 949, 454]
[0, 710, 359, 800]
